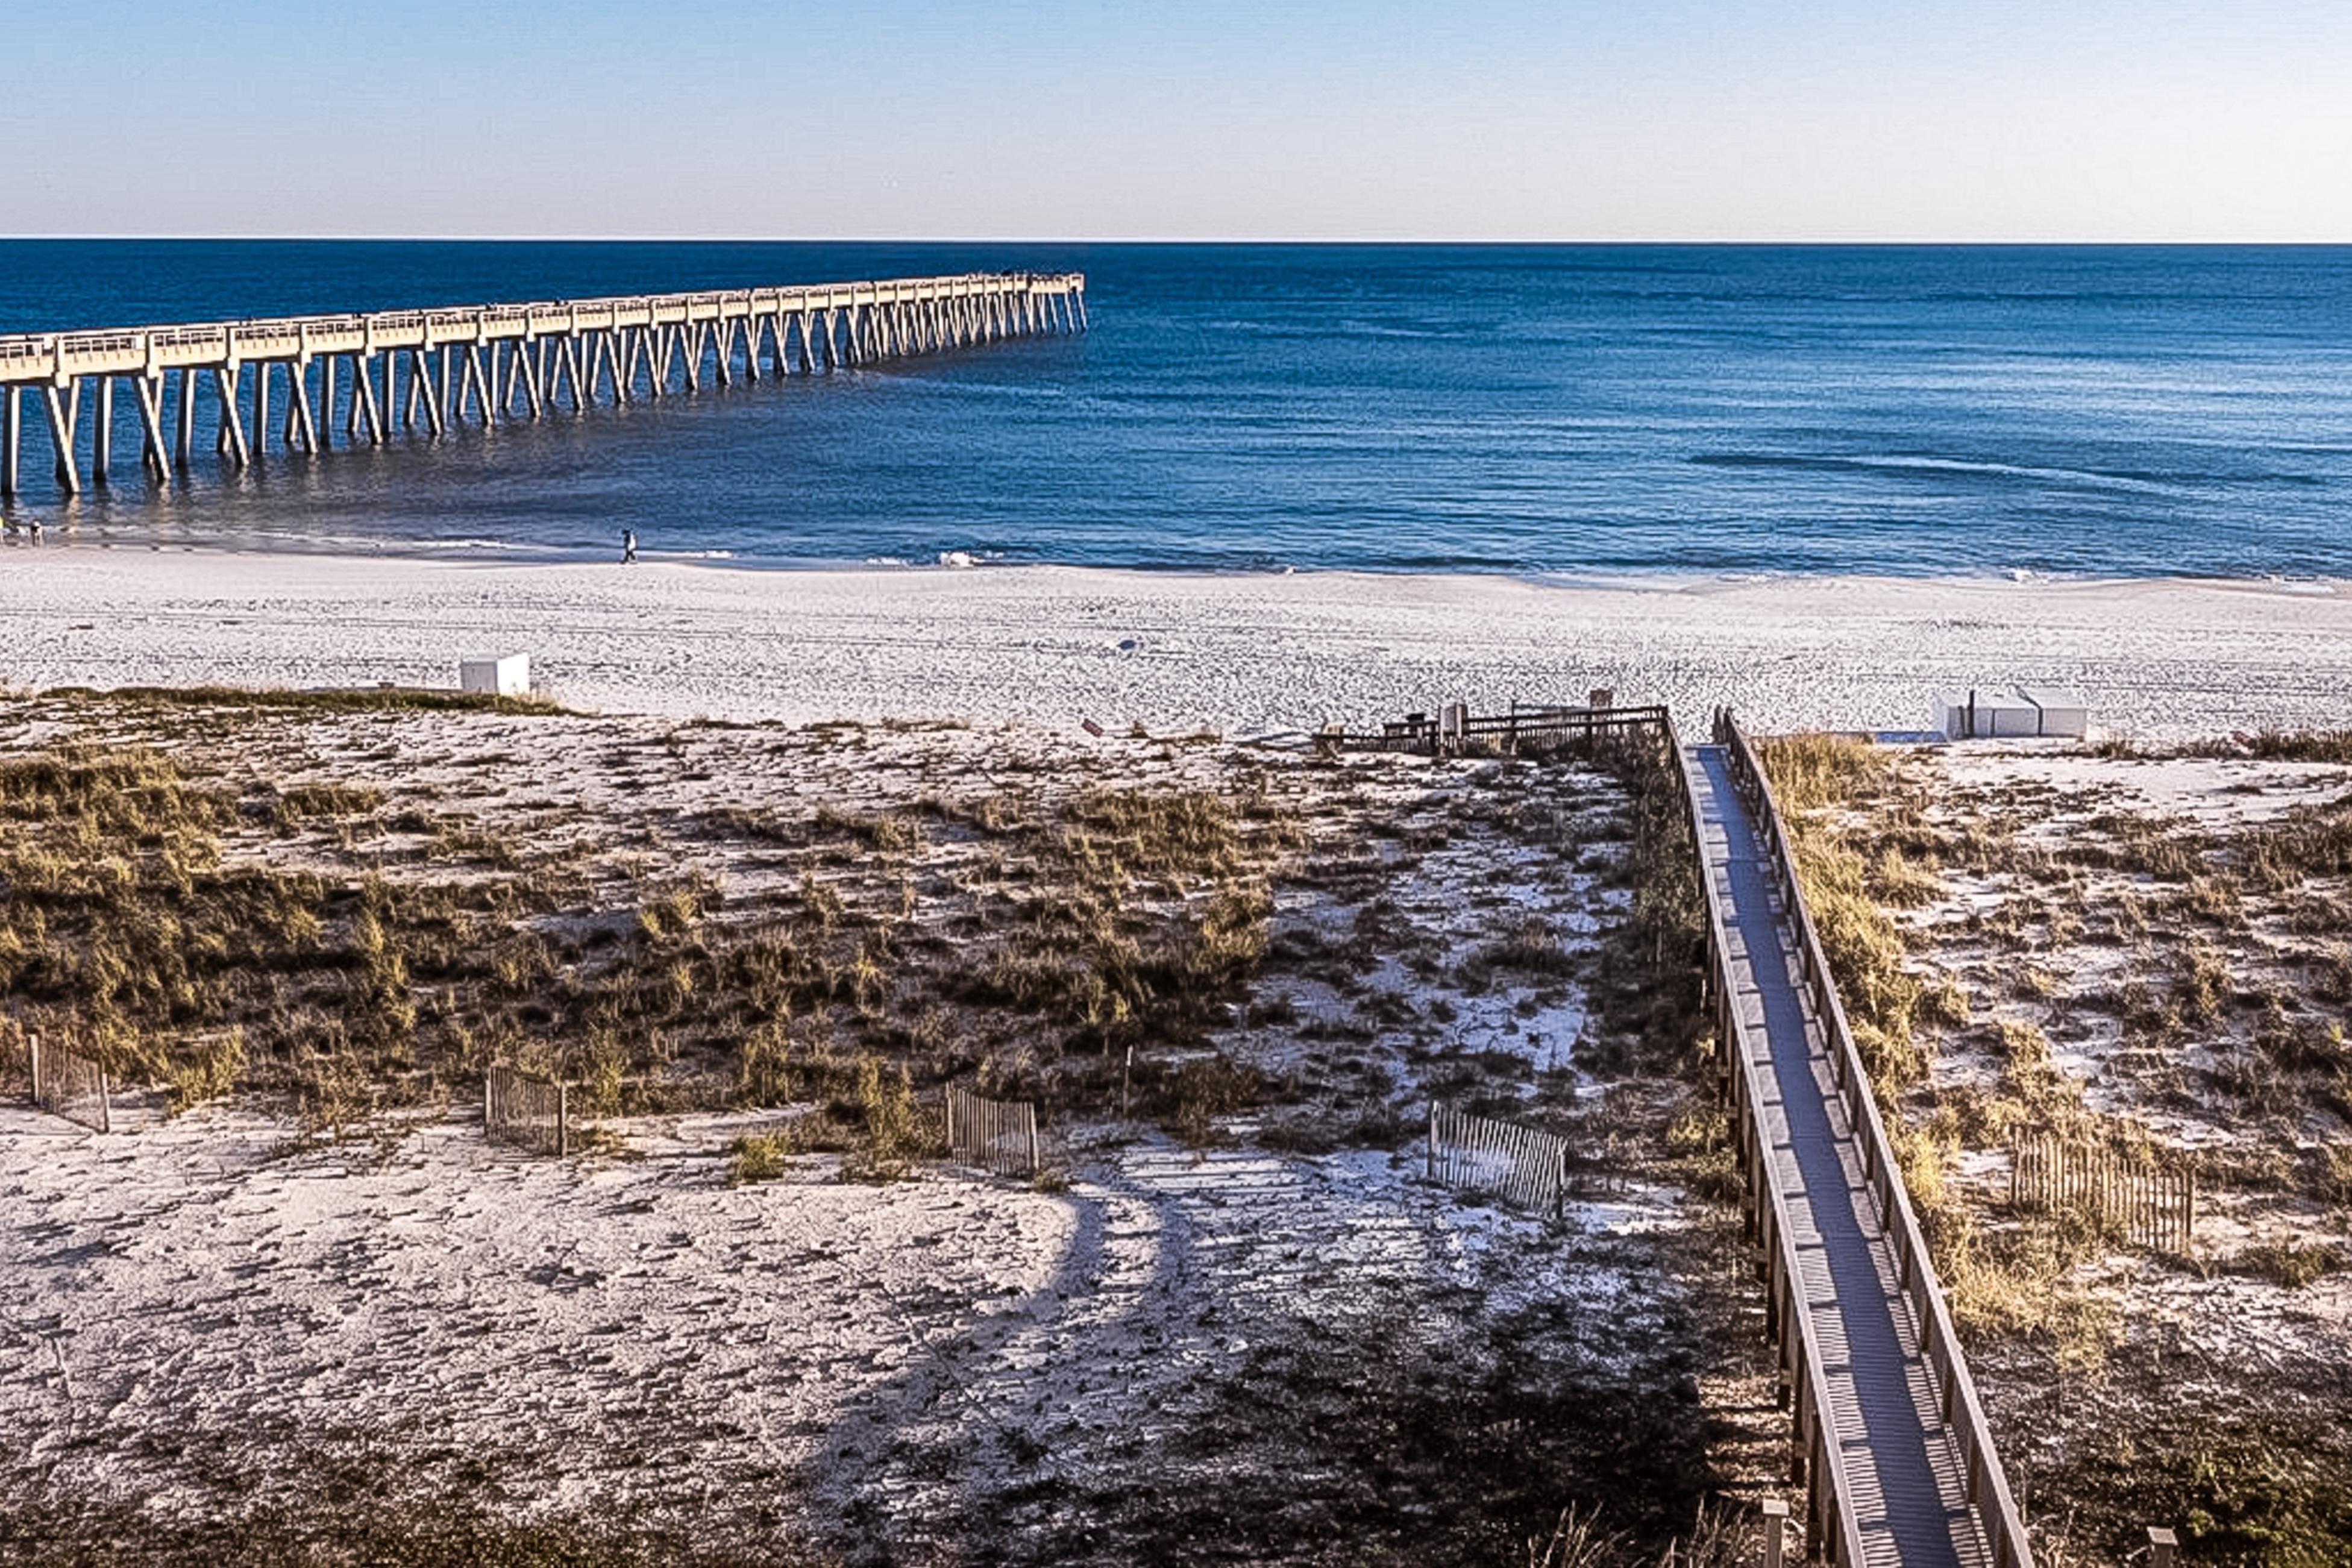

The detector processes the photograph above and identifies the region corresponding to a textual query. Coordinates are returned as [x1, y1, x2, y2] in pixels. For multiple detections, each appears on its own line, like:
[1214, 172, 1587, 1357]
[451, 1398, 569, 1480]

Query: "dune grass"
[0, 723, 1293, 1146]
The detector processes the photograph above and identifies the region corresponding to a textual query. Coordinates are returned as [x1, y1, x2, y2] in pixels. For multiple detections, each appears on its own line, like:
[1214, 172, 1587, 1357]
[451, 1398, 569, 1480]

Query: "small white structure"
[1936, 686, 2090, 740]
[460, 653, 531, 698]
[2018, 686, 2090, 738]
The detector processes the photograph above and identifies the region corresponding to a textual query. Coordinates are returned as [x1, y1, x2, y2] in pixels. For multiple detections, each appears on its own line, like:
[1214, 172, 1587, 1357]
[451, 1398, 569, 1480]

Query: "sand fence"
[2009, 1132, 2197, 1256]
[1425, 1100, 1572, 1218]
[20, 1031, 114, 1134]
[944, 1085, 1039, 1179]
[485, 1065, 572, 1155]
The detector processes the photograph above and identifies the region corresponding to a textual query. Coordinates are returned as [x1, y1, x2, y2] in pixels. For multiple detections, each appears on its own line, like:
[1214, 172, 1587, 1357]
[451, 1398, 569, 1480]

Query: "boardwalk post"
[25, 1030, 38, 1102]
[1761, 1498, 1789, 1568]
[2147, 1527, 2177, 1568]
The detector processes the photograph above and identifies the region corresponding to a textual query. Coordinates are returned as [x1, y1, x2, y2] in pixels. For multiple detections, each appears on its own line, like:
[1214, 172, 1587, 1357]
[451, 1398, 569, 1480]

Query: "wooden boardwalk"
[1682, 726, 2031, 1568]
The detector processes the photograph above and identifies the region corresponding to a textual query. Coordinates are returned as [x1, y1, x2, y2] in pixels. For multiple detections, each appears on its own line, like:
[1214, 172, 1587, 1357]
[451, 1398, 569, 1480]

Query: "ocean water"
[3, 241, 2350, 579]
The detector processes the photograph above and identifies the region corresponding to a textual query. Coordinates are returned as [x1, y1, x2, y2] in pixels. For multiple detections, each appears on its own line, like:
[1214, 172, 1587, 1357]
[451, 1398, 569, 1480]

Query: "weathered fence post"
[1761, 1497, 1789, 1568]
[557, 1082, 570, 1157]
[2147, 1526, 2177, 1568]
[25, 1030, 39, 1103]
[1426, 1101, 1437, 1180]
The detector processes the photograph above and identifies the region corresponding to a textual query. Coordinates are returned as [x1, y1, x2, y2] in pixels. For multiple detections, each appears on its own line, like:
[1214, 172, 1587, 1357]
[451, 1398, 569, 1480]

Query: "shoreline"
[2, 547, 2347, 737]
[8, 527, 2349, 594]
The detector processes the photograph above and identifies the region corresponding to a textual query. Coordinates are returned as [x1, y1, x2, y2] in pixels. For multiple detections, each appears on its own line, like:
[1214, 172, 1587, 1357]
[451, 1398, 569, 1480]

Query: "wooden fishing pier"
[0, 271, 1085, 500]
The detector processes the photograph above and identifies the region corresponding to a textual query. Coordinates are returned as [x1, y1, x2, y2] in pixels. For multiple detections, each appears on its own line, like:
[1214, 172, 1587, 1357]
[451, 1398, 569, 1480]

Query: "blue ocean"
[3, 242, 2350, 577]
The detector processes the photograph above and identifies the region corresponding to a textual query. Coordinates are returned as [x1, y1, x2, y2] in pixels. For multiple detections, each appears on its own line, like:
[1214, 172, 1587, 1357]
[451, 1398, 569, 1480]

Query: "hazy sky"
[12, 0, 2351, 240]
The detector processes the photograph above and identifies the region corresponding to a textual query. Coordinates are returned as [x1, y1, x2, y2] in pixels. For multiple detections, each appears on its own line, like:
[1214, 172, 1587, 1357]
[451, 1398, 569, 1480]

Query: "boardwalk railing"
[2010, 1134, 2196, 1256]
[485, 1065, 569, 1155]
[1690, 711, 2035, 1568]
[27, 1032, 113, 1134]
[1323, 701, 1670, 757]
[1425, 1100, 1572, 1217]
[944, 1085, 1038, 1178]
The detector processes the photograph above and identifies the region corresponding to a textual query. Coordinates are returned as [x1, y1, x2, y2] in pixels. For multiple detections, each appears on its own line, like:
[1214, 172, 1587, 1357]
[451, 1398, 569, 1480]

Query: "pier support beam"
[43, 380, 81, 495]
[94, 377, 114, 485]
[353, 354, 386, 444]
[134, 375, 170, 486]
[215, 366, 249, 467]
[174, 368, 196, 469]
[2, 387, 18, 499]
[284, 360, 319, 454]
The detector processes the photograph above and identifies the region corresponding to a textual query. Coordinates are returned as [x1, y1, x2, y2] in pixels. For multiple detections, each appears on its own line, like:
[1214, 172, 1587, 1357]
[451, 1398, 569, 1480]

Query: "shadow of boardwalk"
[801, 1139, 1722, 1567]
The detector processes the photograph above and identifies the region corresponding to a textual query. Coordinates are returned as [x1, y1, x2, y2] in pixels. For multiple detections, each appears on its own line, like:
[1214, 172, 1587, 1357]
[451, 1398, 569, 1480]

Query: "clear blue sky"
[13, 0, 2351, 240]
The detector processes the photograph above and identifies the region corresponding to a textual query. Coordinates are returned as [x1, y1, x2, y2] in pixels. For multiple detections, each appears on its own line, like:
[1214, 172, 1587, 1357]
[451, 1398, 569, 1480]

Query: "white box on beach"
[460, 653, 531, 697]
[1936, 686, 2089, 739]
[2019, 686, 2089, 738]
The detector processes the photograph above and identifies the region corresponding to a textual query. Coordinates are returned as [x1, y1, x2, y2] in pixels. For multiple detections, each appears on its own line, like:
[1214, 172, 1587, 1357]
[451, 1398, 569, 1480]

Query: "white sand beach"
[1, 547, 2346, 737]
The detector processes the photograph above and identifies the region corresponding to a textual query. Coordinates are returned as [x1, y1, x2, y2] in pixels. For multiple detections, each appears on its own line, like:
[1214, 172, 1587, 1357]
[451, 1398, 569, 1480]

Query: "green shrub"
[727, 1129, 794, 1185]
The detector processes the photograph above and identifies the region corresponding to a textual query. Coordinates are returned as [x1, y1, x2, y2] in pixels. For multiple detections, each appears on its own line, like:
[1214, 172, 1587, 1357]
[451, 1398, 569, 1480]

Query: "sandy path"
[2, 549, 2345, 738]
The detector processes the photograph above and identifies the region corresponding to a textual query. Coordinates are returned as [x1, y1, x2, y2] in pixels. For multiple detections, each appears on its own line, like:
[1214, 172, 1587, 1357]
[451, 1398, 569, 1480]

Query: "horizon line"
[7, 233, 2352, 248]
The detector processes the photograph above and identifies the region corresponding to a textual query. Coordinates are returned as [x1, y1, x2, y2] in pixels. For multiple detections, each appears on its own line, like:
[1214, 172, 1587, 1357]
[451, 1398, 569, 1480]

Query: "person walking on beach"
[621, 528, 638, 564]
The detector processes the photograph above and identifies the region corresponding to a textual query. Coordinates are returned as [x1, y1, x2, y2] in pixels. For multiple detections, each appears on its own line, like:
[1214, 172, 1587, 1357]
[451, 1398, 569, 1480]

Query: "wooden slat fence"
[944, 1085, 1038, 1178]
[2010, 1134, 2195, 1255]
[484, 1065, 569, 1155]
[1425, 1100, 1571, 1217]
[27, 1031, 113, 1134]
[1324, 702, 1670, 757]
